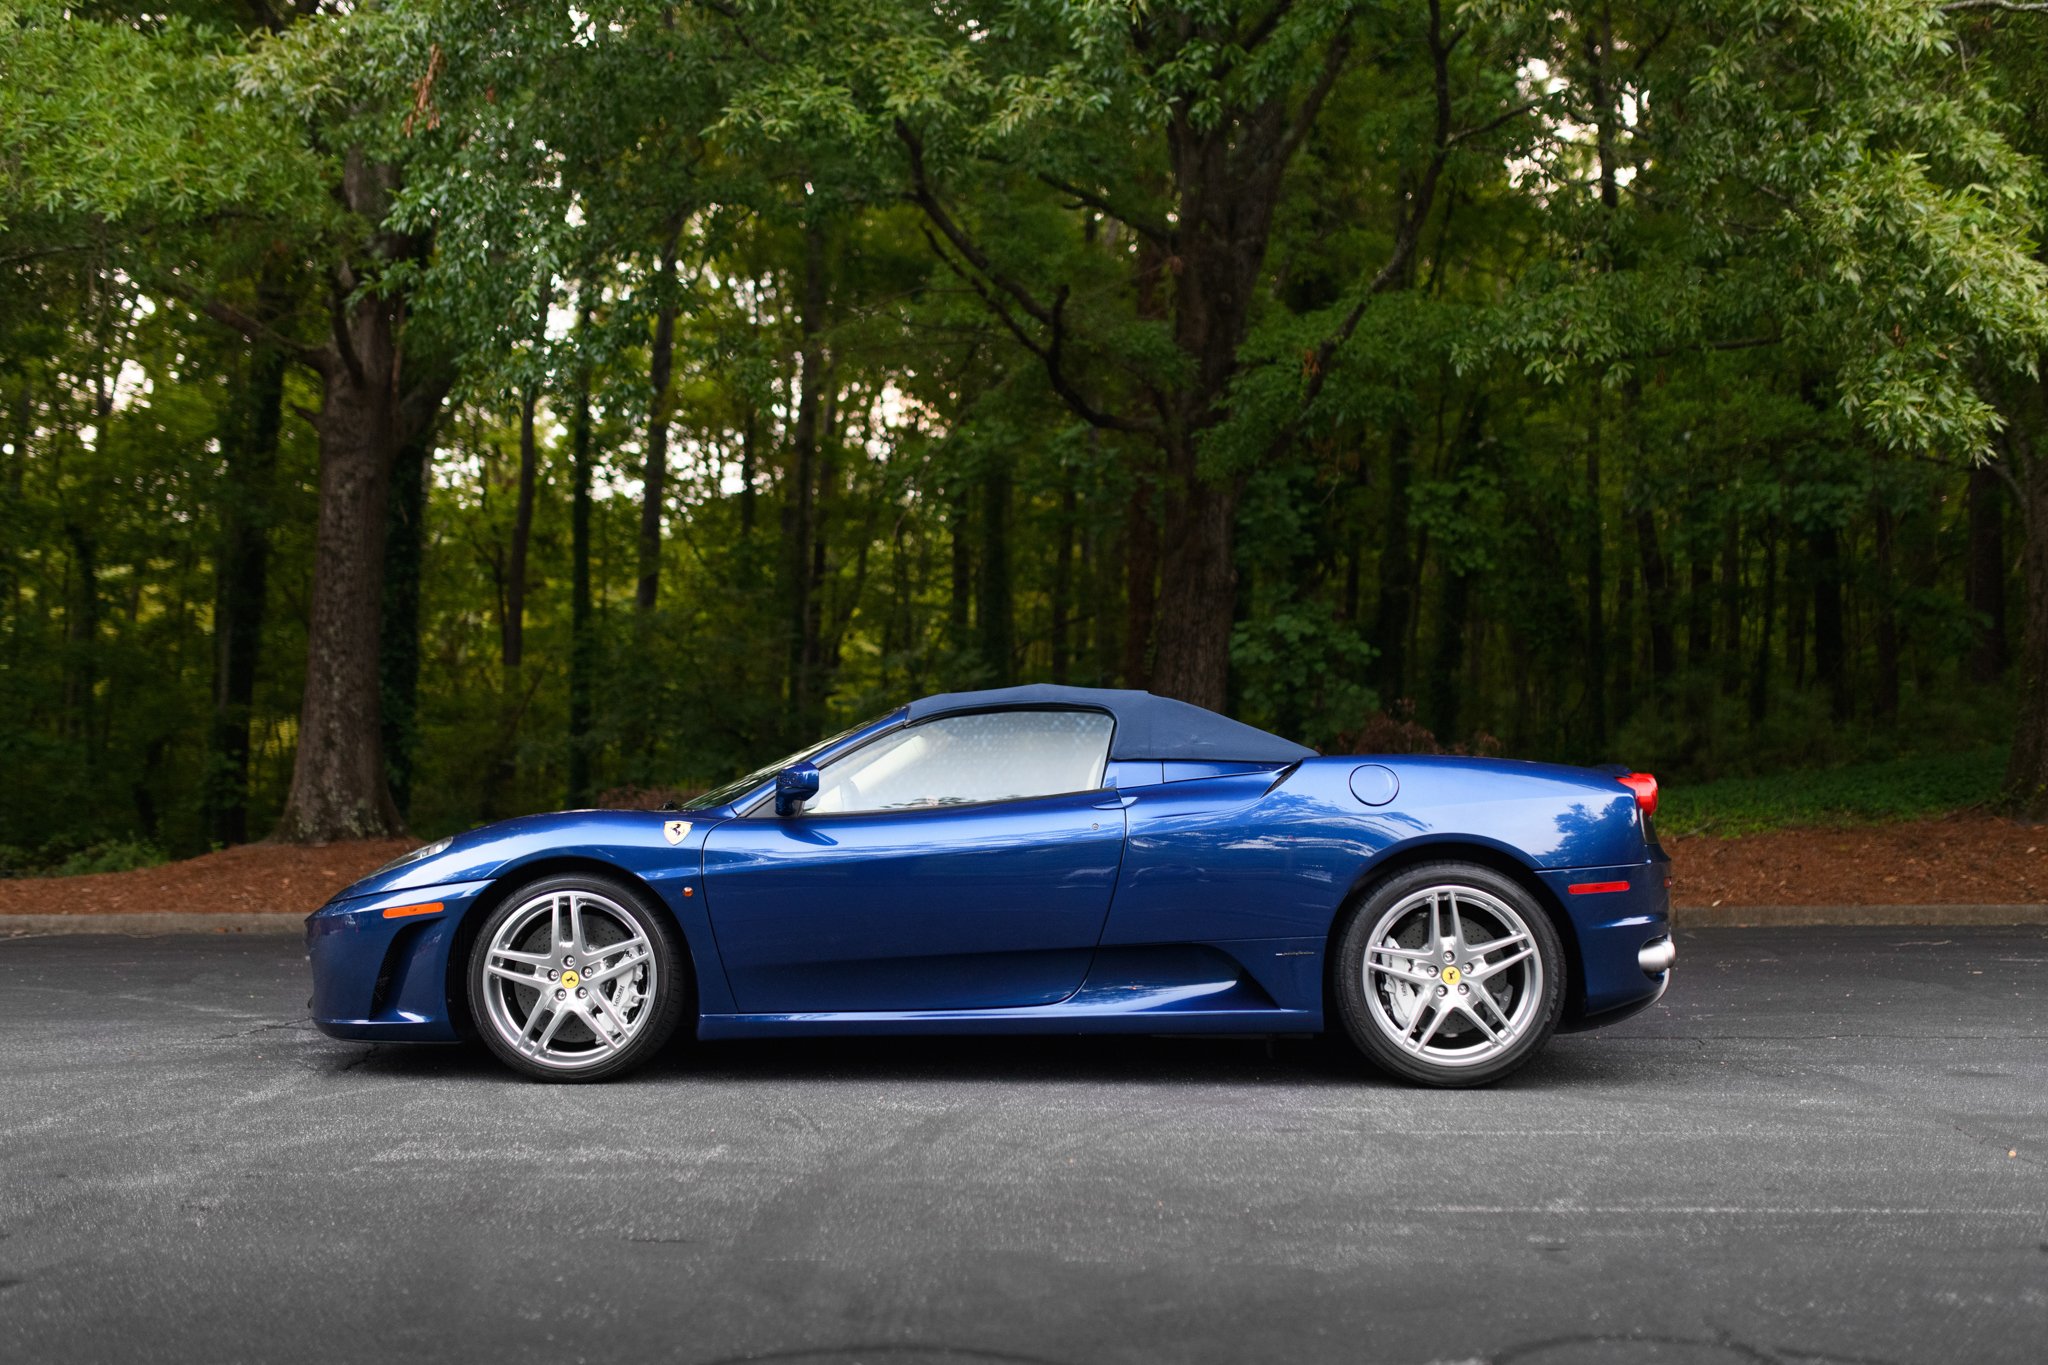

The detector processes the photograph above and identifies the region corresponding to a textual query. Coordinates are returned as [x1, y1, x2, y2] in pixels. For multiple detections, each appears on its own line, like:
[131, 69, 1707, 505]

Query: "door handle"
[1092, 794, 1139, 810]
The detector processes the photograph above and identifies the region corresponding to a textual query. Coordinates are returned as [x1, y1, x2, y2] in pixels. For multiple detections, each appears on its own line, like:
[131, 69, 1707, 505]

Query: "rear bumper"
[1557, 966, 1669, 1033]
[305, 879, 493, 1041]
[1537, 856, 1672, 1025]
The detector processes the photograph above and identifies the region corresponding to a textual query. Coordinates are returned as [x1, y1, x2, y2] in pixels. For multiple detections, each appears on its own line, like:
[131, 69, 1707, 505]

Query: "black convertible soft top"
[903, 684, 1316, 764]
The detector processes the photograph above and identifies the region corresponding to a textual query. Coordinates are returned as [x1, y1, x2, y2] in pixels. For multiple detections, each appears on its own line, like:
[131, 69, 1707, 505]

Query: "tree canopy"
[4, 0, 2048, 865]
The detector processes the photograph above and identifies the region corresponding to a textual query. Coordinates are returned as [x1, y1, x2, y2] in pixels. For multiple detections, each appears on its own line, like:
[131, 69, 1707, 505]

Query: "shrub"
[46, 839, 169, 877]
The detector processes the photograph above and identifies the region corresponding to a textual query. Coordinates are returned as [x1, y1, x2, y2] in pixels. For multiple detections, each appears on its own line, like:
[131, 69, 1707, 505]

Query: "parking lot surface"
[0, 926, 2042, 1364]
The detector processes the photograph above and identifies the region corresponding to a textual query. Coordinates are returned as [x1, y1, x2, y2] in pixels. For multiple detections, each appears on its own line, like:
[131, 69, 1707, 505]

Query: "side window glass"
[809, 710, 1113, 814]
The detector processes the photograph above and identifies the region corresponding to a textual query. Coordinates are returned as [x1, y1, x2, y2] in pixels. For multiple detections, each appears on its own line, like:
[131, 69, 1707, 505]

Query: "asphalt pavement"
[0, 927, 2042, 1365]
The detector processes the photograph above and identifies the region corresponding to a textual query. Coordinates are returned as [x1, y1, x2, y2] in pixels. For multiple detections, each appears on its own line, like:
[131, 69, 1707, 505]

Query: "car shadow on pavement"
[305, 1028, 1636, 1090]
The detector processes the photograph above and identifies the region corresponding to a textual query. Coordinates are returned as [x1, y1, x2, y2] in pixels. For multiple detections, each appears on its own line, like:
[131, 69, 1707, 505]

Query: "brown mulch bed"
[0, 839, 416, 917]
[1667, 812, 2048, 907]
[1, 813, 2043, 917]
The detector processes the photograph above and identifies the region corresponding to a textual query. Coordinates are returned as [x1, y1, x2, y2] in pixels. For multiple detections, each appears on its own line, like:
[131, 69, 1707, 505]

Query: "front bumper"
[305, 878, 494, 1041]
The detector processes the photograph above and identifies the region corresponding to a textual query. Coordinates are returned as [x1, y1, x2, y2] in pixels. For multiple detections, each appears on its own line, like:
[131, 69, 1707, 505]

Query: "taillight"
[1618, 772, 1658, 818]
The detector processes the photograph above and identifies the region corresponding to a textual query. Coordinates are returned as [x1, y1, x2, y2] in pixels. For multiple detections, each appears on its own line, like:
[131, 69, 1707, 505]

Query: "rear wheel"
[466, 873, 688, 1082]
[1334, 862, 1563, 1087]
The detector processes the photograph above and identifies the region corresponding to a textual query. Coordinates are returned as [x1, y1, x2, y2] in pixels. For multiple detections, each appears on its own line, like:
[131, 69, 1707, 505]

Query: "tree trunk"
[503, 389, 538, 670]
[1687, 544, 1712, 668]
[1584, 408, 1608, 748]
[1748, 522, 1776, 726]
[784, 218, 827, 726]
[1810, 524, 1849, 721]
[274, 351, 406, 841]
[566, 307, 596, 808]
[1372, 419, 1416, 706]
[898, 9, 1427, 709]
[738, 403, 759, 540]
[1905, 495, 1941, 699]
[638, 217, 684, 612]
[202, 289, 287, 848]
[2, 378, 24, 581]
[1428, 563, 1471, 743]
[1151, 84, 1356, 713]
[1094, 520, 1123, 686]
[2003, 384, 2048, 816]
[1785, 556, 1807, 690]
[885, 514, 911, 696]
[1615, 526, 1636, 711]
[807, 382, 835, 695]
[1343, 521, 1363, 628]
[487, 390, 539, 822]
[273, 149, 432, 843]
[1872, 500, 1900, 721]
[1051, 472, 1075, 685]
[948, 480, 973, 652]
[380, 412, 438, 821]
[1967, 461, 2009, 683]
[1122, 477, 1157, 689]
[1146, 46, 1363, 713]
[897, 15, 1385, 710]
[62, 521, 97, 746]
[1584, 6, 1624, 744]
[977, 454, 1014, 684]
[1425, 401, 1487, 741]
[1719, 509, 1743, 697]
[1636, 509, 1675, 687]
[1150, 464, 1237, 708]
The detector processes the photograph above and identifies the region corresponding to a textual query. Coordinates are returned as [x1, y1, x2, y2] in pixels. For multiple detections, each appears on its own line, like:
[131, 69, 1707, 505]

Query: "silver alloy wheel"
[1360, 883, 1544, 1069]
[478, 889, 659, 1072]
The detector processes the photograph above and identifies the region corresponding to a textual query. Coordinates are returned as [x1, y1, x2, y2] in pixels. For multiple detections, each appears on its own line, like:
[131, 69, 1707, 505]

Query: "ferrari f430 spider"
[308, 685, 1672, 1086]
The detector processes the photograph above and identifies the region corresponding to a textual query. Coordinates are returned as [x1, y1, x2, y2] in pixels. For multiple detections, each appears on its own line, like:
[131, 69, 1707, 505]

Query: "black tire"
[466, 872, 690, 1082]
[1333, 861, 1564, 1088]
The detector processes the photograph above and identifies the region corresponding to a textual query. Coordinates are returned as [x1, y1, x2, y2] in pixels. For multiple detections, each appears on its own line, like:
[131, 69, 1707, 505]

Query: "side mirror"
[774, 761, 821, 817]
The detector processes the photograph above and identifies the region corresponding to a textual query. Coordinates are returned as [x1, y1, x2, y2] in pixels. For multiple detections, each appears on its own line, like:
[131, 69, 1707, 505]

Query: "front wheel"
[467, 873, 689, 1082]
[1334, 862, 1564, 1087]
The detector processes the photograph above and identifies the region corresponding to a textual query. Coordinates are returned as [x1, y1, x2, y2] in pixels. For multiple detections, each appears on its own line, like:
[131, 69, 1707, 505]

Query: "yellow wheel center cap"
[561, 970, 581, 989]
[1441, 966, 1462, 986]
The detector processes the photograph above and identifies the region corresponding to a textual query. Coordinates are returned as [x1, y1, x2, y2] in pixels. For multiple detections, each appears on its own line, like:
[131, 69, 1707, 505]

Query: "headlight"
[370, 836, 452, 879]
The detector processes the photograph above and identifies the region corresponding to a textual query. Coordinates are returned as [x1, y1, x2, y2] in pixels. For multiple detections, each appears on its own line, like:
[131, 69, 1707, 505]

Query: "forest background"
[5, 0, 2048, 870]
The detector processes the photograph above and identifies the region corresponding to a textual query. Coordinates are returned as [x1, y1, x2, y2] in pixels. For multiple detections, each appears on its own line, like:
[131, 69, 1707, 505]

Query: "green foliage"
[2, 0, 2046, 855]
[46, 838, 170, 877]
[1661, 747, 2010, 838]
[0, 2, 327, 231]
[0, 837, 168, 878]
[1230, 602, 1380, 751]
[1474, 0, 2048, 457]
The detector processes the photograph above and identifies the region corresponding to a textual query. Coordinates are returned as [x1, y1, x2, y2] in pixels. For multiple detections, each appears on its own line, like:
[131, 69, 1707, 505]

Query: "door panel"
[703, 792, 1126, 1012]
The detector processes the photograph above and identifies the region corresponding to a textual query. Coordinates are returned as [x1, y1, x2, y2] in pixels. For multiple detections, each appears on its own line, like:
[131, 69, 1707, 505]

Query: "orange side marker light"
[380, 901, 445, 920]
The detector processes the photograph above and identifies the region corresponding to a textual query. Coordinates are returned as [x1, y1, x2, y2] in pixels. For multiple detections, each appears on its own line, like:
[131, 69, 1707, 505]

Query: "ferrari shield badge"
[663, 819, 692, 845]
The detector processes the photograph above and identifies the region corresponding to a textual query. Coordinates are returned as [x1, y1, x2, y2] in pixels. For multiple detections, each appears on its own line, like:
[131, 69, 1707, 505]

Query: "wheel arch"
[1322, 839, 1586, 1027]
[442, 855, 698, 1040]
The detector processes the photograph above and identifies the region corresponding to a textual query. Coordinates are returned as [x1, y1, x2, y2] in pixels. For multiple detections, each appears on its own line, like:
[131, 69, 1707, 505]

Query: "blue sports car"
[307, 685, 1673, 1086]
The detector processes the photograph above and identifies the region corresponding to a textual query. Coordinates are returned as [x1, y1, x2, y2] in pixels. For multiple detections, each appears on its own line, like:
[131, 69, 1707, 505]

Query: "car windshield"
[679, 714, 891, 812]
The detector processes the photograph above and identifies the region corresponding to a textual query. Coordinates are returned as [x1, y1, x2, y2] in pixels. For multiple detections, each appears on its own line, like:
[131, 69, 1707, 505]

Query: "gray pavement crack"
[1486, 1328, 1901, 1365]
[335, 1045, 381, 1074]
[1946, 1118, 2045, 1168]
[691, 1346, 1077, 1365]
[214, 1018, 314, 1041]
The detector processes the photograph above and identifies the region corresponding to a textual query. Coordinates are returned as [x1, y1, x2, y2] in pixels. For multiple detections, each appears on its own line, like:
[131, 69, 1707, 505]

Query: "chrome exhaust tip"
[1639, 936, 1676, 976]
